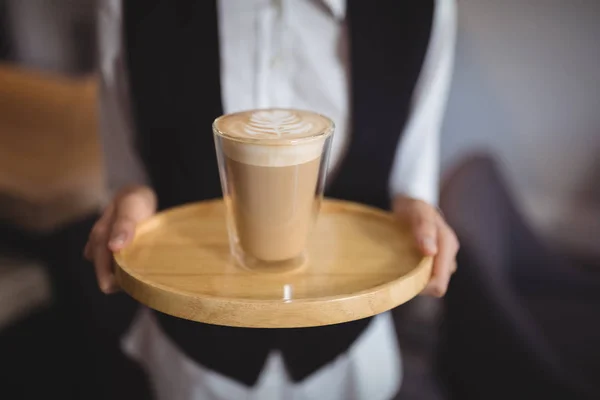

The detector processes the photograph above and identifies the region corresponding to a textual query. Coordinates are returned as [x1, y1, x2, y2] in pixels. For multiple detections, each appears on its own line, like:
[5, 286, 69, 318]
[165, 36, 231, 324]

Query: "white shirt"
[97, 0, 457, 399]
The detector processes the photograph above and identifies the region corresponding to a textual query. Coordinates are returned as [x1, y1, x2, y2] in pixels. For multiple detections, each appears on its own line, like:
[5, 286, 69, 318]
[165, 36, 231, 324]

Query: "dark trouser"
[0, 215, 152, 400]
[437, 155, 600, 400]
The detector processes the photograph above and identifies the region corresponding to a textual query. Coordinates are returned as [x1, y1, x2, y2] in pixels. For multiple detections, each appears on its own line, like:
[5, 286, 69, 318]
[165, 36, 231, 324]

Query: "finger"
[83, 205, 117, 290]
[108, 189, 156, 251]
[93, 236, 119, 294]
[405, 202, 439, 256]
[422, 224, 459, 297]
[85, 204, 115, 257]
[89, 210, 112, 251]
[83, 241, 92, 260]
[108, 217, 137, 251]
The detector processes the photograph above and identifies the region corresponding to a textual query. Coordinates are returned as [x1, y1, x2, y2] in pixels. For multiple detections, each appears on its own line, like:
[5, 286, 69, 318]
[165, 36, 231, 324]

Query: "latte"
[213, 108, 334, 270]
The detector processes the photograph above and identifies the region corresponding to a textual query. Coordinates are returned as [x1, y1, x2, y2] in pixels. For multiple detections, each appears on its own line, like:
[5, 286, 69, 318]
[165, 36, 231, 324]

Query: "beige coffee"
[214, 108, 333, 263]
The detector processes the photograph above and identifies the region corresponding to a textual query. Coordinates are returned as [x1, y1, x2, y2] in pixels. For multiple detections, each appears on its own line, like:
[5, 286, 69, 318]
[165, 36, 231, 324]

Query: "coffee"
[213, 109, 333, 269]
[224, 157, 321, 261]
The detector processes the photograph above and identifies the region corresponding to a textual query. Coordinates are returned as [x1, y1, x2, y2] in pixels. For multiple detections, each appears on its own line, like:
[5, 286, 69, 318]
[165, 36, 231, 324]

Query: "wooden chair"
[0, 63, 104, 328]
[0, 63, 105, 232]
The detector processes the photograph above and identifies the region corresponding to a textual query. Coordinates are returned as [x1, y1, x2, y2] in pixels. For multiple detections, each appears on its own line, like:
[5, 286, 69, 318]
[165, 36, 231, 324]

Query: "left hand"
[393, 196, 459, 297]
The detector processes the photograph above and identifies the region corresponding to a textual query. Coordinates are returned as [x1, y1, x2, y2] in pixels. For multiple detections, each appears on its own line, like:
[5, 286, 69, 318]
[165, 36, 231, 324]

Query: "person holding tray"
[84, 0, 459, 399]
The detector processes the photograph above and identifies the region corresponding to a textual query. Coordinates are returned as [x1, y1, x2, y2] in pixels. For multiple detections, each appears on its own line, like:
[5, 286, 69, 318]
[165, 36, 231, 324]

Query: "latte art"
[244, 110, 313, 137]
[214, 108, 332, 142]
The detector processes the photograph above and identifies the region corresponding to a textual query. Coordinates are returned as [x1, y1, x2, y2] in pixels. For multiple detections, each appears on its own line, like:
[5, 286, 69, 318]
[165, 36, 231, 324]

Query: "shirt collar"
[322, 0, 346, 20]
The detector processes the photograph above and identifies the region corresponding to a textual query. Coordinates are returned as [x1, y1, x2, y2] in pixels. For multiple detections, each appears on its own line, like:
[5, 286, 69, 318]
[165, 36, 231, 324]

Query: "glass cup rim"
[212, 107, 335, 146]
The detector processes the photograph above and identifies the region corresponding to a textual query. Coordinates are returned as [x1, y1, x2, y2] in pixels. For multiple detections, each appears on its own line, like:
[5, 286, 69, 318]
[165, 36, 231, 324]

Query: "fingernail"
[435, 285, 448, 298]
[100, 282, 112, 294]
[100, 276, 117, 294]
[421, 237, 437, 254]
[109, 233, 126, 247]
[424, 282, 446, 298]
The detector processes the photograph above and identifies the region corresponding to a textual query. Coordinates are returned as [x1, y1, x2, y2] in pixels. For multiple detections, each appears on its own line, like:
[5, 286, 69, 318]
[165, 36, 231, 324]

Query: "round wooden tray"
[114, 199, 432, 328]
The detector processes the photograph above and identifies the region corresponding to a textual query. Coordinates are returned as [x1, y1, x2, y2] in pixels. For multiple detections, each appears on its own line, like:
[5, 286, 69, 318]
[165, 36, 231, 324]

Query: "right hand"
[84, 185, 157, 294]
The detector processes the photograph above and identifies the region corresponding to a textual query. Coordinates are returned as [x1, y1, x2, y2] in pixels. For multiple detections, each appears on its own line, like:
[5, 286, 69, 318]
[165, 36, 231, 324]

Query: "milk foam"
[221, 139, 326, 167]
[214, 109, 333, 167]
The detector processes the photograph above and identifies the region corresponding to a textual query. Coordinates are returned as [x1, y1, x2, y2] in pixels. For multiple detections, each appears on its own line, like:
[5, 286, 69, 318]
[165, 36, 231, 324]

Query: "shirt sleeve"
[388, 0, 457, 206]
[97, 0, 149, 200]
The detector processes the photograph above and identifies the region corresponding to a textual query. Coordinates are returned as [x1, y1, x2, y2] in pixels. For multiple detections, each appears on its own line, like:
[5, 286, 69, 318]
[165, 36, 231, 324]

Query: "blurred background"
[0, 0, 598, 399]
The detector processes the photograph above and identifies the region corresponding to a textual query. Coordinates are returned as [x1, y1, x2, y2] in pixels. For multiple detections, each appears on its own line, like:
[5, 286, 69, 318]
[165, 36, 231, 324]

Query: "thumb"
[394, 197, 439, 256]
[108, 187, 157, 251]
[412, 216, 438, 256]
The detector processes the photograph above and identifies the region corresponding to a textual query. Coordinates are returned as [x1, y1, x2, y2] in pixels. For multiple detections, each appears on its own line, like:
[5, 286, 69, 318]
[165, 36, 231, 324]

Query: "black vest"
[123, 0, 433, 386]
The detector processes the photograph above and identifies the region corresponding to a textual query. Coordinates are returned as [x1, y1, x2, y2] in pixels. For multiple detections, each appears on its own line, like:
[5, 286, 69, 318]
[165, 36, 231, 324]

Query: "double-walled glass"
[213, 108, 334, 272]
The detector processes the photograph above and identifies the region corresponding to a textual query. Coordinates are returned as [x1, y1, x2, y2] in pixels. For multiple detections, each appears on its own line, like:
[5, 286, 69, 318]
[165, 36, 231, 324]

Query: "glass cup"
[213, 108, 334, 272]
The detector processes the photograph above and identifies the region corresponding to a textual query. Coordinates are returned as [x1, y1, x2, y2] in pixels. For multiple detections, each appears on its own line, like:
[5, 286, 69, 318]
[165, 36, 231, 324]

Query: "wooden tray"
[114, 199, 432, 328]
